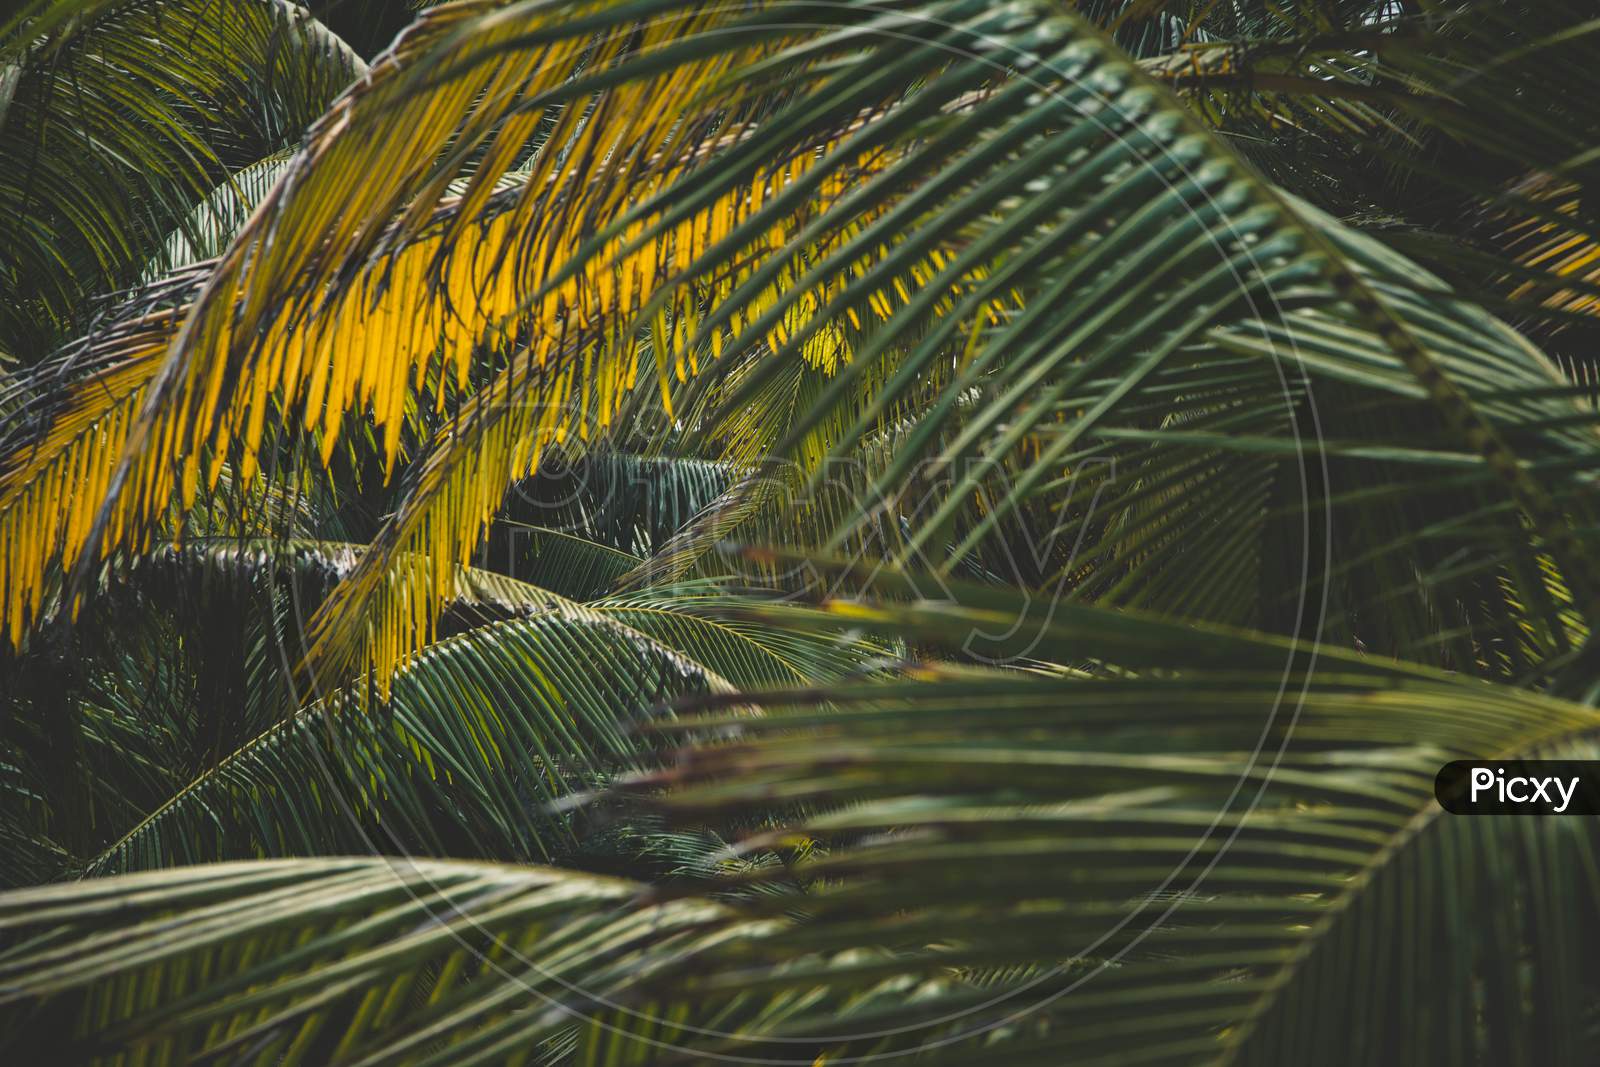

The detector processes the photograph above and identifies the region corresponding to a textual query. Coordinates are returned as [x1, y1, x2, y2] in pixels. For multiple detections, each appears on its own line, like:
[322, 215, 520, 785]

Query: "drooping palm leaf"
[6, 589, 1599, 1063]
[0, 857, 746, 1066]
[0, 0, 1582, 704]
[58, 541, 881, 875]
[213, 2, 1600, 693]
[0, 294, 184, 645]
[0, 0, 363, 352]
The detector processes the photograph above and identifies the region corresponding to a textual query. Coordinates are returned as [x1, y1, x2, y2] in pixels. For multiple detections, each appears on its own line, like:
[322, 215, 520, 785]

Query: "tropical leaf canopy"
[3, 1, 1600, 1064]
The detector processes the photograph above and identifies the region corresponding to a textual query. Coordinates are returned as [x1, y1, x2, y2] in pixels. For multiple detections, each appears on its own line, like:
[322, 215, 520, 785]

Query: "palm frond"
[0, 857, 742, 1066]
[0, 300, 180, 645]
[0, 0, 362, 352]
[70, 542, 880, 875]
[202, 0, 1559, 701]
[7, 591, 1600, 1062]
[0, 0, 1573, 699]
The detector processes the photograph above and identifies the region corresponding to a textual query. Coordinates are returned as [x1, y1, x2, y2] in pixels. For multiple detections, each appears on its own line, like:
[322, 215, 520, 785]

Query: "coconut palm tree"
[3, 0, 1600, 1063]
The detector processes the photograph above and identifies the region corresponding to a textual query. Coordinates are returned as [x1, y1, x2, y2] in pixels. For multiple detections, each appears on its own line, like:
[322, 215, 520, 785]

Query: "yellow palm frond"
[0, 312, 172, 645]
[8, 0, 1595, 701]
[63, 0, 954, 696]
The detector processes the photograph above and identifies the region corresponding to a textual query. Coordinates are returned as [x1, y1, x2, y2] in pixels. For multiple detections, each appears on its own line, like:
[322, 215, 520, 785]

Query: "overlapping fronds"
[308, 1, 1600, 692]
[616, 636, 1600, 1062]
[0, 264, 316, 650]
[144, 151, 297, 276]
[0, 858, 748, 1066]
[0, 301, 178, 645]
[0, 536, 307, 886]
[9, 3, 1600, 1064]
[83, 599, 711, 873]
[53, 0, 901, 692]
[605, 14, 1600, 665]
[36, 541, 879, 876]
[502, 452, 734, 557]
[0, 0, 363, 352]
[1138, 2, 1600, 336]
[6, 589, 1600, 1063]
[0, 0, 1579, 701]
[590, 581, 889, 689]
[1497, 173, 1600, 330]
[111, 0, 885, 489]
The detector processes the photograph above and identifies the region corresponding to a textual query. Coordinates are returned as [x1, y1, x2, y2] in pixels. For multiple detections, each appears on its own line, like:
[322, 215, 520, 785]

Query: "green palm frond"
[256, 0, 1587, 696]
[0, 0, 363, 353]
[6, 593, 1598, 1063]
[0, 0, 1583, 697]
[0, 857, 744, 1066]
[83, 604, 709, 874]
[144, 151, 296, 277]
[502, 452, 734, 558]
[46, 540, 880, 875]
[1141, 2, 1600, 340]
[6, 3, 1600, 1063]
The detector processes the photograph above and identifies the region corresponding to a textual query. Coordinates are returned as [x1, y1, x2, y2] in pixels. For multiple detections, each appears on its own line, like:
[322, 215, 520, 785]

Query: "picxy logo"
[1468, 767, 1578, 812]
[1435, 760, 1598, 815]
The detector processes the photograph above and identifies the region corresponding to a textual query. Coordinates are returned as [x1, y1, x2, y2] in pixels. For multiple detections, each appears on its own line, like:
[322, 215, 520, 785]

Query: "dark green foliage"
[3, 1, 1600, 1064]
